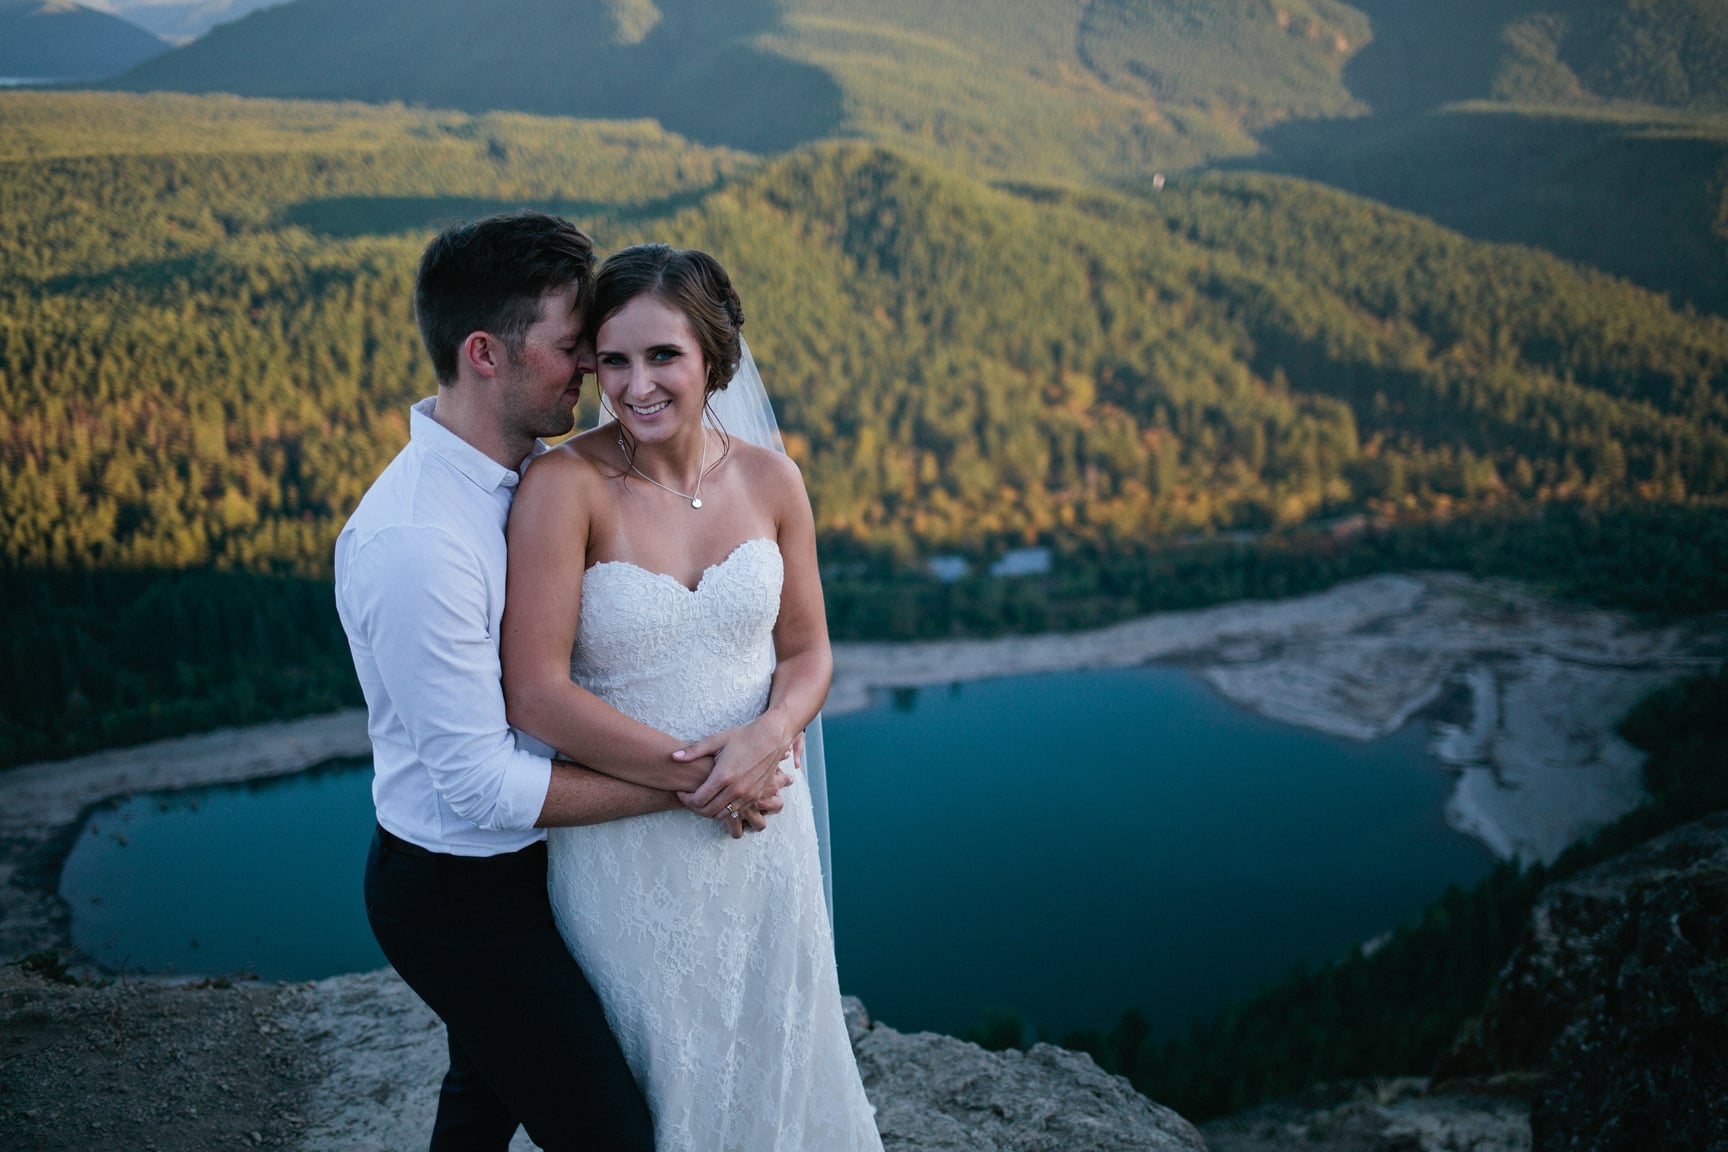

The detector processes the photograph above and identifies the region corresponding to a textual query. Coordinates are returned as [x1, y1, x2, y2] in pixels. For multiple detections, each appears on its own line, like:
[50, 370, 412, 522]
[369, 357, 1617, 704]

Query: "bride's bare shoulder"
[726, 437, 804, 488]
[723, 439, 811, 527]
[526, 429, 617, 489]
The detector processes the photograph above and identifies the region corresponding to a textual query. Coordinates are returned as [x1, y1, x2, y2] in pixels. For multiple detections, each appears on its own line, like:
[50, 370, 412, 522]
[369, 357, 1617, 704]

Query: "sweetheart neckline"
[584, 536, 778, 595]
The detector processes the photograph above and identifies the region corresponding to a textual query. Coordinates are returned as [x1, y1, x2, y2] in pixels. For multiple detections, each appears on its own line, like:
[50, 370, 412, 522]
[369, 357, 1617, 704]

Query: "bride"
[499, 244, 882, 1151]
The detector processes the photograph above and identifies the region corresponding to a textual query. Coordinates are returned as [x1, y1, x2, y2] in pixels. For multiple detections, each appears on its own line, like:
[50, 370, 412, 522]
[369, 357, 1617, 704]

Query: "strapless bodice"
[570, 537, 782, 744]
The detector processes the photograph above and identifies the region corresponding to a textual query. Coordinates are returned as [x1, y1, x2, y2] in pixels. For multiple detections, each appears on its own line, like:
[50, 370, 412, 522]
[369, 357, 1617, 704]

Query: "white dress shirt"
[335, 397, 552, 855]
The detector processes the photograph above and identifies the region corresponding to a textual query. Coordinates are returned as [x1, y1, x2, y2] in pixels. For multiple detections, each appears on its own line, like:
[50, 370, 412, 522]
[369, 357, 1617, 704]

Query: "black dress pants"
[363, 827, 654, 1152]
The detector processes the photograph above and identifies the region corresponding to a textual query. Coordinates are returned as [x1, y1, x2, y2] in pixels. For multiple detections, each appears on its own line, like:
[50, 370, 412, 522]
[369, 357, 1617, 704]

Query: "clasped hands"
[672, 721, 805, 841]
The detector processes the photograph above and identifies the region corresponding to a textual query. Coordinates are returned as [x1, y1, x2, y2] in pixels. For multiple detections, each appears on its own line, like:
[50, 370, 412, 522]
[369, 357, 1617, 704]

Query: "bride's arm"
[501, 447, 712, 796]
[679, 451, 832, 819]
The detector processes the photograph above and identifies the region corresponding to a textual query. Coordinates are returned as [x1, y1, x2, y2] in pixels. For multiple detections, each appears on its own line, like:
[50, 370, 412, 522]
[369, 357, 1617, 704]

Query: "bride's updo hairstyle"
[587, 244, 744, 396]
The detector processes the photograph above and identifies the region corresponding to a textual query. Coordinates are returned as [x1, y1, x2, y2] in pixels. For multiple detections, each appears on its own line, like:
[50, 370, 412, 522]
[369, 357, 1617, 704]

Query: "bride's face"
[594, 294, 708, 446]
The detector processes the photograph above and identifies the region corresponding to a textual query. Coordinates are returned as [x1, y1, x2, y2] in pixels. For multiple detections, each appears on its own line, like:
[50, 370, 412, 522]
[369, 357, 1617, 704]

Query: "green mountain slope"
[1346, 0, 1728, 116]
[0, 0, 168, 80]
[1240, 104, 1728, 316]
[1074, 0, 1366, 123]
[1247, 0, 1728, 315]
[4, 88, 1727, 760]
[4, 93, 1723, 579]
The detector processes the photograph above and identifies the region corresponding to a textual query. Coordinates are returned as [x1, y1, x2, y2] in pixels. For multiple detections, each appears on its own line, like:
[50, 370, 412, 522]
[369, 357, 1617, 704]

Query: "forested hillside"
[1345, 0, 1728, 115]
[1246, 105, 1728, 316]
[6, 95, 1723, 577]
[2, 91, 1726, 766]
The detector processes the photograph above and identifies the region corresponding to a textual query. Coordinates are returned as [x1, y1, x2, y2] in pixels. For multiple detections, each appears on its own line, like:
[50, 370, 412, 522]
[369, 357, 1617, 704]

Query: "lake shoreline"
[3, 570, 1722, 964]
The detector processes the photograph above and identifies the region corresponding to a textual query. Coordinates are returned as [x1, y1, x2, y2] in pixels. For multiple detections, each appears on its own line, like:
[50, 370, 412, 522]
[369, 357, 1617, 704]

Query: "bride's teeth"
[631, 401, 669, 416]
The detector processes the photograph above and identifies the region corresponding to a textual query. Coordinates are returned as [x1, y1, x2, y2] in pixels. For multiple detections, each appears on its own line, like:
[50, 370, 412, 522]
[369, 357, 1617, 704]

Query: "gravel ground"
[0, 960, 321, 1152]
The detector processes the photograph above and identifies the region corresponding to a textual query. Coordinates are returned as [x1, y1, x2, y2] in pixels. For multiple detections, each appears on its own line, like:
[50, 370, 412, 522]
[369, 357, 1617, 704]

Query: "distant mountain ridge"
[90, 1, 288, 45]
[114, 0, 846, 153]
[109, 0, 1728, 166]
[0, 0, 167, 80]
[95, 0, 1728, 317]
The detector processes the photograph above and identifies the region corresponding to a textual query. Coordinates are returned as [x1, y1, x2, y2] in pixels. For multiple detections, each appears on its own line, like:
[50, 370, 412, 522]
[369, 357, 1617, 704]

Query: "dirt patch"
[0, 961, 321, 1152]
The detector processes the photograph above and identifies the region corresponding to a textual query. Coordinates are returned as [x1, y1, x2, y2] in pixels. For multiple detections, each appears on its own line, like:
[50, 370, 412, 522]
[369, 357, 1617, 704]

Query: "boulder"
[845, 999, 1206, 1152]
[1469, 813, 1728, 1151]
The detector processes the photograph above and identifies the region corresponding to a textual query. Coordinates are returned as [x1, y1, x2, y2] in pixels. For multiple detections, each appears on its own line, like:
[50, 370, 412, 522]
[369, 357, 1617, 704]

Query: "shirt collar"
[410, 397, 548, 491]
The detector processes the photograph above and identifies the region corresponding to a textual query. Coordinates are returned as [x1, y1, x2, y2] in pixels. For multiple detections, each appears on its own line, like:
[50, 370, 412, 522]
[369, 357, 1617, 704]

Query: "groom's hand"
[666, 752, 717, 793]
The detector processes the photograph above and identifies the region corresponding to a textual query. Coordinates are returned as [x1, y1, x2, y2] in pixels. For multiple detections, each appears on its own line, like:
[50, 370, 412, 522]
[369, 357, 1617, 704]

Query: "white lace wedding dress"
[546, 537, 882, 1152]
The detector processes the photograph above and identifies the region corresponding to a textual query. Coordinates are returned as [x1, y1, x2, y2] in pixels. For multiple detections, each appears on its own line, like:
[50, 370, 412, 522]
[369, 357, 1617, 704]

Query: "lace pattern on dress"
[547, 537, 881, 1152]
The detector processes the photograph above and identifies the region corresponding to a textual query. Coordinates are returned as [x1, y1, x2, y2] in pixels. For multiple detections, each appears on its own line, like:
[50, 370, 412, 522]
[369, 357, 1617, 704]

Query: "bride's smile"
[596, 294, 710, 454]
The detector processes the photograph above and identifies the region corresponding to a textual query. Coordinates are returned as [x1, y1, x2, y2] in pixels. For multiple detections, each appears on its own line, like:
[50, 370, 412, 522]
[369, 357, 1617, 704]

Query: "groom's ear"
[461, 330, 506, 380]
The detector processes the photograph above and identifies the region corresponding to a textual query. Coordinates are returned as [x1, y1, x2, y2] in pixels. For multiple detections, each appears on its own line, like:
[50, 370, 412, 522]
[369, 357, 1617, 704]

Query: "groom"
[336, 211, 776, 1151]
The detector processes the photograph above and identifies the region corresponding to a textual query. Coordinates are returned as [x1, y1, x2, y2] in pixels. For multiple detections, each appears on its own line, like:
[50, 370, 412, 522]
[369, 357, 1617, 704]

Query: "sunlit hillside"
[6, 92, 1723, 575]
[3, 88, 1725, 766]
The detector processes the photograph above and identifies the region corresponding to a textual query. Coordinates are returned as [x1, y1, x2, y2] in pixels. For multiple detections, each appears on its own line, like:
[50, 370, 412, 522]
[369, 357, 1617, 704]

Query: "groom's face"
[499, 283, 591, 441]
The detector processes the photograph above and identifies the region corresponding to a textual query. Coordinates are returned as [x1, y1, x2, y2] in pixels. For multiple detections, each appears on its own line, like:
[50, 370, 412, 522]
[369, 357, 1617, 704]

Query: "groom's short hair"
[414, 211, 595, 385]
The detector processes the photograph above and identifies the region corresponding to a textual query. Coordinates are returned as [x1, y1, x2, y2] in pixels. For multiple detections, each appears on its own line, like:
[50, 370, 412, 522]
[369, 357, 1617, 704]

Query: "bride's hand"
[722, 771, 791, 839]
[675, 719, 794, 820]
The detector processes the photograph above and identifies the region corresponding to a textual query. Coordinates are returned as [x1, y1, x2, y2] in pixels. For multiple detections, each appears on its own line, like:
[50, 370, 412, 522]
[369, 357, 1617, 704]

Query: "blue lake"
[60, 665, 1494, 1041]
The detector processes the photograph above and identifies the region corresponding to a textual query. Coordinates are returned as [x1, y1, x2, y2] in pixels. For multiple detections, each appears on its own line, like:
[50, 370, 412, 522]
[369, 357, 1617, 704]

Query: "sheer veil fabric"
[596, 338, 837, 924]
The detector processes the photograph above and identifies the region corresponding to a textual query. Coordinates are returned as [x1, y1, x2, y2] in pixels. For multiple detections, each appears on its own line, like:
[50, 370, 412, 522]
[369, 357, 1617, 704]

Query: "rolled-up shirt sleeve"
[340, 523, 551, 831]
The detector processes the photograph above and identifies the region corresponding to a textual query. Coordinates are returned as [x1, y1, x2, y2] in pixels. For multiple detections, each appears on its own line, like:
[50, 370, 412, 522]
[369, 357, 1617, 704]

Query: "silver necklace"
[619, 428, 707, 509]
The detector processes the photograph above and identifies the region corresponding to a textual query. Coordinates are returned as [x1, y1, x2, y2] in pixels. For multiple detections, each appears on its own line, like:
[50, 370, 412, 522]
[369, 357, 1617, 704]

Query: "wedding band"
[724, 802, 739, 819]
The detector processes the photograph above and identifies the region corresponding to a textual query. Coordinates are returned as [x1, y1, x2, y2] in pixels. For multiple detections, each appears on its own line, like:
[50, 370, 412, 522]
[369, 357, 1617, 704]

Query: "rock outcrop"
[274, 971, 1206, 1151]
[5, 960, 1205, 1151]
[1201, 1077, 1530, 1152]
[1457, 813, 1728, 1152]
[844, 1000, 1206, 1152]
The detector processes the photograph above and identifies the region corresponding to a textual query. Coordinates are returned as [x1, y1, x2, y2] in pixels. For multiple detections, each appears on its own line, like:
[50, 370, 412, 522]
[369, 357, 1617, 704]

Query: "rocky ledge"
[277, 969, 1209, 1151]
[1, 964, 1204, 1152]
